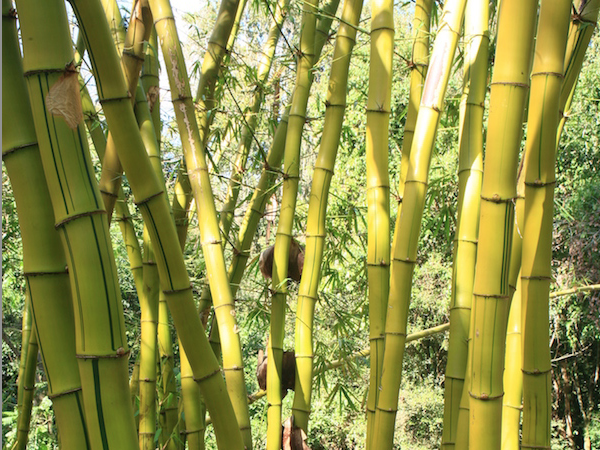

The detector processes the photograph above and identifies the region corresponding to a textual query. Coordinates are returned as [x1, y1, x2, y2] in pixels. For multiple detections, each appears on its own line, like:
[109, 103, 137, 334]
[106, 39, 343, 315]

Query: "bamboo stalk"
[3, 18, 89, 446]
[370, 1, 467, 448]
[17, 0, 138, 445]
[147, 1, 253, 445]
[520, 2, 571, 447]
[98, 0, 154, 222]
[219, 0, 289, 241]
[364, 0, 394, 441]
[70, 0, 246, 446]
[284, 0, 362, 441]
[440, 0, 488, 447]
[467, 0, 538, 447]
[398, 0, 432, 204]
[14, 317, 38, 450]
[267, 0, 320, 440]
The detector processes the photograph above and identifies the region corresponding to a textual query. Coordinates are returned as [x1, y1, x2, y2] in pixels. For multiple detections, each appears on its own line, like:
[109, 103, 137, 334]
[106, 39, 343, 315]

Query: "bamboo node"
[194, 367, 222, 382]
[531, 71, 564, 79]
[468, 391, 503, 400]
[54, 209, 106, 228]
[48, 386, 82, 400]
[135, 190, 165, 206]
[524, 179, 556, 188]
[2, 141, 38, 158]
[76, 349, 130, 359]
[522, 368, 551, 375]
[163, 285, 193, 295]
[375, 406, 398, 413]
[99, 189, 119, 199]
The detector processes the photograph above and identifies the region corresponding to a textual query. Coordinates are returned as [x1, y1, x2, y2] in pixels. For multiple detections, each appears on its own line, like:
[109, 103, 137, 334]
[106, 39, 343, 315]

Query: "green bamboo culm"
[15, 298, 33, 432]
[14, 310, 38, 450]
[466, 0, 538, 447]
[16, 0, 138, 446]
[70, 0, 246, 447]
[398, 0, 432, 206]
[270, 0, 320, 439]
[440, 0, 488, 447]
[3, 6, 91, 448]
[286, 0, 363, 443]
[370, 1, 467, 449]
[520, 1, 571, 447]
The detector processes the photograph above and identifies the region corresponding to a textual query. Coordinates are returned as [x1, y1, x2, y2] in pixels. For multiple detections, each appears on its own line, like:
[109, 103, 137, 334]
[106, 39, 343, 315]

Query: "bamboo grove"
[2, 0, 599, 448]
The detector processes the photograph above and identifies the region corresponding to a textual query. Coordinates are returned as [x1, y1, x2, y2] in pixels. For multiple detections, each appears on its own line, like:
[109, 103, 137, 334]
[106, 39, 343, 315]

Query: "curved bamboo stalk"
[520, 2, 571, 447]
[283, 0, 363, 441]
[70, 0, 246, 447]
[467, 0, 538, 447]
[147, 0, 252, 445]
[3, 18, 89, 447]
[370, 2, 467, 449]
[268, 0, 320, 440]
[364, 0, 393, 441]
[440, 1, 488, 447]
[17, 0, 138, 446]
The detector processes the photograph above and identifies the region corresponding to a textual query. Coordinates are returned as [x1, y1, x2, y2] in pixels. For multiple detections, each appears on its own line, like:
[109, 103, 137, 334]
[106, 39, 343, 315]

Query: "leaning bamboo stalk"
[398, 0, 432, 204]
[147, 0, 252, 445]
[98, 0, 154, 222]
[364, 0, 393, 440]
[440, 0, 488, 447]
[520, 2, 571, 447]
[370, 2, 467, 449]
[219, 0, 289, 240]
[70, 0, 246, 447]
[194, 0, 241, 147]
[466, 0, 538, 447]
[18, 0, 138, 446]
[284, 0, 363, 441]
[268, 0, 320, 441]
[557, 0, 599, 144]
[16, 298, 32, 427]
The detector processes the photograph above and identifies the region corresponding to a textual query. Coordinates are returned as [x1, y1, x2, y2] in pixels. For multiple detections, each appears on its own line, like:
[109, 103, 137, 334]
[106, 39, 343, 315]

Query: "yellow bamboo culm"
[370, 1, 467, 449]
[364, 0, 393, 442]
[440, 0, 488, 448]
[286, 0, 363, 444]
[520, 1, 571, 448]
[466, 0, 538, 448]
[269, 0, 320, 442]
